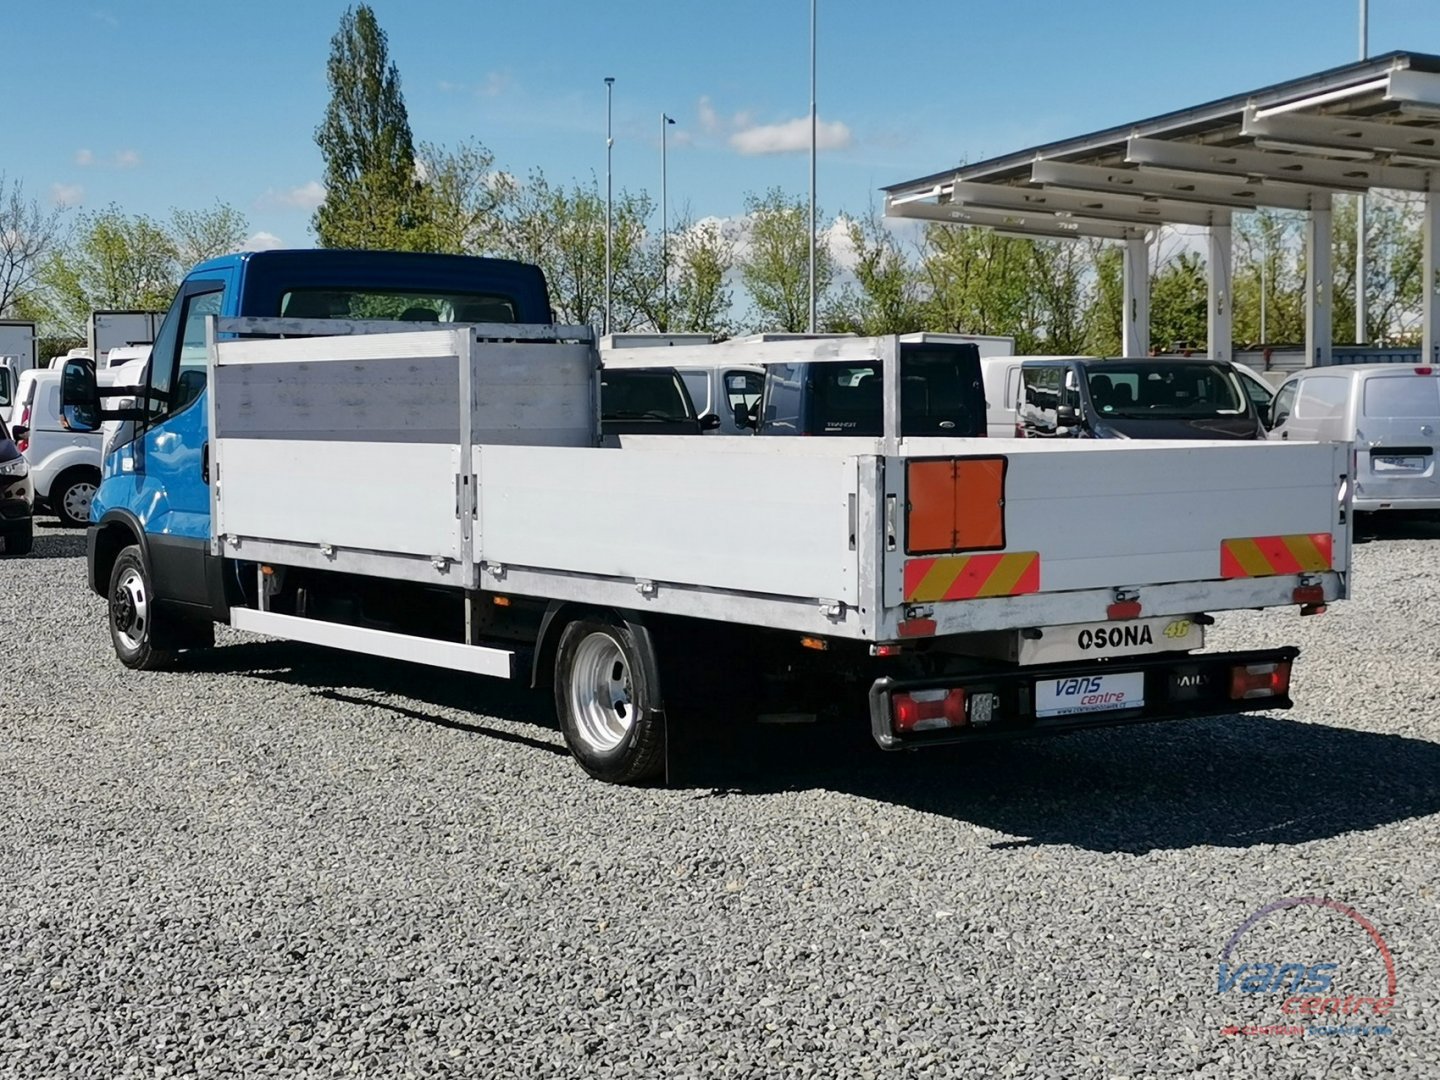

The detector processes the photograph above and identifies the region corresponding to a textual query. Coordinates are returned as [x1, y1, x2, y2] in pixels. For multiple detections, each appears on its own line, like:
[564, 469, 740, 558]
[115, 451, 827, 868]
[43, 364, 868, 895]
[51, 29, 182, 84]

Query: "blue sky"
[8, 0, 1440, 251]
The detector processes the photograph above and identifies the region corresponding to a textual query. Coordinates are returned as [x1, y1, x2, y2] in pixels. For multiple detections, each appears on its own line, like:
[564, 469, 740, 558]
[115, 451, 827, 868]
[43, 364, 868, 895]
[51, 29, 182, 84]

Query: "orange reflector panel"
[1220, 534, 1333, 578]
[905, 457, 1007, 555]
[799, 636, 828, 651]
[903, 552, 1040, 603]
[492, 596, 512, 607]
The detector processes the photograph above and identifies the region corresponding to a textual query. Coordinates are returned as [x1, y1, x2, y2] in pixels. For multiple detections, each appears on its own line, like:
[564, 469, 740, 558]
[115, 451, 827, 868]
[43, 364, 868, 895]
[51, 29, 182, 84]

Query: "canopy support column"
[1207, 215, 1233, 364]
[1305, 196, 1333, 367]
[1122, 234, 1150, 357]
[1424, 181, 1440, 367]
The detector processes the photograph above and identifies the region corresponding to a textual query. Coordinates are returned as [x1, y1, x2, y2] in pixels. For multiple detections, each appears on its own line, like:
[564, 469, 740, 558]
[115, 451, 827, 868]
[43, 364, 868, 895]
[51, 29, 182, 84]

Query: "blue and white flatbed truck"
[62, 249, 1352, 784]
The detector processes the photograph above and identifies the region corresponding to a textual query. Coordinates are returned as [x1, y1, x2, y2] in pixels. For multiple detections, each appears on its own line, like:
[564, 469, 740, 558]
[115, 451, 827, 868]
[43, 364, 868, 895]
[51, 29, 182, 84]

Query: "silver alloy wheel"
[112, 566, 149, 652]
[62, 480, 96, 525]
[567, 631, 635, 753]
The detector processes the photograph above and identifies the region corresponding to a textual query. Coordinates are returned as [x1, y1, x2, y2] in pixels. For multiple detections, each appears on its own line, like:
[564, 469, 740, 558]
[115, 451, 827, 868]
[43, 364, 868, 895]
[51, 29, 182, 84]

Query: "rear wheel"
[52, 467, 100, 528]
[554, 618, 665, 784]
[1, 521, 33, 557]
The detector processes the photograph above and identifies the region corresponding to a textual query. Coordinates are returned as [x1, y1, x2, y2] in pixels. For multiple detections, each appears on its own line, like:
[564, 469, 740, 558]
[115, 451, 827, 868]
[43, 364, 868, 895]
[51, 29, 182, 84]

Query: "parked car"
[1231, 360, 1278, 425]
[1267, 363, 1440, 513]
[11, 367, 105, 527]
[1018, 357, 1264, 439]
[0, 413, 33, 555]
[599, 367, 713, 436]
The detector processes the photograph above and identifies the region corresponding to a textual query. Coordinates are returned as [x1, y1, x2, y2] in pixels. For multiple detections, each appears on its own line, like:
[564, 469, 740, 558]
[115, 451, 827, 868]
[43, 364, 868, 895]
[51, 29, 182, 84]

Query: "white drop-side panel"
[469, 341, 596, 447]
[476, 443, 858, 604]
[217, 438, 462, 559]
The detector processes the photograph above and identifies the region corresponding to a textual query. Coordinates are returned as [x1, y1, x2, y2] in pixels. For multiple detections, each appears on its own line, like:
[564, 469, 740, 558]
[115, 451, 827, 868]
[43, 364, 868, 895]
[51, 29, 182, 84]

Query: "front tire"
[554, 618, 665, 784]
[108, 545, 176, 670]
[52, 468, 100, 528]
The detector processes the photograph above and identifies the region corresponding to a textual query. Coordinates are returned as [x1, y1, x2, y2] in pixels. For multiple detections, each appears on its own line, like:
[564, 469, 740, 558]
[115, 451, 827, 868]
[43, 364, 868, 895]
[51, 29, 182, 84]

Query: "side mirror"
[60, 358, 101, 433]
[700, 412, 722, 431]
[1056, 403, 1080, 425]
[732, 403, 754, 429]
[11, 424, 28, 442]
[1258, 401, 1273, 428]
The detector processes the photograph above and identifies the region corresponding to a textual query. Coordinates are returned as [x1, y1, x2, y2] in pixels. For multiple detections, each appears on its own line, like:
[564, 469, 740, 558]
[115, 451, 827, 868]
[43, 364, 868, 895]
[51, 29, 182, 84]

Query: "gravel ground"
[1, 517, 1437, 1079]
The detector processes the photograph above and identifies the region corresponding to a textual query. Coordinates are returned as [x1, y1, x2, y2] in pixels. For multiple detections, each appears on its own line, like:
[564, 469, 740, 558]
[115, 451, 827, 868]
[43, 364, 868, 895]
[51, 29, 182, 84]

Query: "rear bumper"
[868, 646, 1300, 749]
[1353, 495, 1440, 512]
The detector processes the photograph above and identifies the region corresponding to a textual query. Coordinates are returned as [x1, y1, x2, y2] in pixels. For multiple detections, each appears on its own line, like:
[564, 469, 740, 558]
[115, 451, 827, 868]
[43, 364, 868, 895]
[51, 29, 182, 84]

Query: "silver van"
[1268, 364, 1440, 513]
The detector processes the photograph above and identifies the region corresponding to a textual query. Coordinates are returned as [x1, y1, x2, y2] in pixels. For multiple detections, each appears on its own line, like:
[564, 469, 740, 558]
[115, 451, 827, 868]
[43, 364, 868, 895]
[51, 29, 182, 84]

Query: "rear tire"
[108, 545, 176, 670]
[52, 467, 100, 528]
[1, 521, 33, 557]
[554, 618, 665, 784]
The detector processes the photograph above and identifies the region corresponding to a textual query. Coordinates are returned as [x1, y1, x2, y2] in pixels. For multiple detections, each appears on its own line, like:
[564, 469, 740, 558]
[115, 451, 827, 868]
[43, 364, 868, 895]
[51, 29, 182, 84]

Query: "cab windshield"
[1087, 362, 1246, 420]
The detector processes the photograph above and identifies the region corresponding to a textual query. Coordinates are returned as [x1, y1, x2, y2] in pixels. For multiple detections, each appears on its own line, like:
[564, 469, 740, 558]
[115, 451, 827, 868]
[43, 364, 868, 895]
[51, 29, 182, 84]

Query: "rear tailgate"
[880, 439, 1349, 638]
[1354, 370, 1440, 509]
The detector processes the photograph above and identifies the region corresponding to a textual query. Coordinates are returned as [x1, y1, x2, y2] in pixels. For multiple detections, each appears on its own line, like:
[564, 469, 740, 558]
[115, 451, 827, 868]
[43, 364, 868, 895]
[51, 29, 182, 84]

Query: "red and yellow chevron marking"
[1220, 533, 1333, 579]
[903, 551, 1041, 603]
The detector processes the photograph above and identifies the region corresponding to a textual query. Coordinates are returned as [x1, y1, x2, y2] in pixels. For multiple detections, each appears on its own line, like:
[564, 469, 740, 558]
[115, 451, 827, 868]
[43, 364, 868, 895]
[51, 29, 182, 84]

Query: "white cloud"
[114, 149, 141, 169]
[51, 183, 84, 207]
[258, 181, 326, 210]
[698, 96, 721, 134]
[730, 116, 852, 156]
[74, 148, 95, 167]
[669, 129, 694, 148]
[478, 71, 512, 98]
[245, 231, 284, 251]
[826, 215, 859, 272]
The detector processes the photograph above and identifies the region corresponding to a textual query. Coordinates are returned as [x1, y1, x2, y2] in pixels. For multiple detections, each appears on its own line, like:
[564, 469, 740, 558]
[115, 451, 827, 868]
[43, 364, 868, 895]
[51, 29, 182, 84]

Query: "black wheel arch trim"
[87, 509, 150, 597]
[531, 601, 661, 701]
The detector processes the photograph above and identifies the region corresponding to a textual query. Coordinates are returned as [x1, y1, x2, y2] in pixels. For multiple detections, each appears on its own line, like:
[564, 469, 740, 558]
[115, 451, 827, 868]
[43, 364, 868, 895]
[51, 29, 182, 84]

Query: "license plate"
[1035, 672, 1145, 718]
[1374, 455, 1426, 472]
[1016, 615, 1203, 666]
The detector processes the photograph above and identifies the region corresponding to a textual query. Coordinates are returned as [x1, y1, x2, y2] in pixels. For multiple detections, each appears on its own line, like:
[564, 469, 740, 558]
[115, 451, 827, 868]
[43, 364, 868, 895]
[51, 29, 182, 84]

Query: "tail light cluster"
[1229, 661, 1291, 701]
[15, 405, 30, 453]
[892, 688, 968, 733]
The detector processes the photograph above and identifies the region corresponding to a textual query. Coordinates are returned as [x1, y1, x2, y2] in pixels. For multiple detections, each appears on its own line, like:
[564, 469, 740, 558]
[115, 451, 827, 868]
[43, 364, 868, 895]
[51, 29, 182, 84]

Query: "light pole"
[808, 0, 817, 333]
[604, 77, 614, 337]
[661, 112, 676, 332]
[1356, 0, 1369, 344]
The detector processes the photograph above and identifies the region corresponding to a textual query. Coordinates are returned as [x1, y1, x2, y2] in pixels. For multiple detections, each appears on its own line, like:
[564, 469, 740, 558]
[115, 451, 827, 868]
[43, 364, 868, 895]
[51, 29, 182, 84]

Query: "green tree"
[412, 140, 513, 256]
[918, 225, 1036, 347]
[828, 208, 923, 335]
[1028, 239, 1089, 353]
[738, 188, 835, 333]
[1082, 243, 1124, 355]
[1233, 209, 1304, 346]
[0, 175, 68, 317]
[667, 215, 735, 335]
[170, 200, 249, 268]
[313, 4, 421, 249]
[1331, 193, 1424, 345]
[1149, 250, 1209, 352]
[41, 205, 178, 335]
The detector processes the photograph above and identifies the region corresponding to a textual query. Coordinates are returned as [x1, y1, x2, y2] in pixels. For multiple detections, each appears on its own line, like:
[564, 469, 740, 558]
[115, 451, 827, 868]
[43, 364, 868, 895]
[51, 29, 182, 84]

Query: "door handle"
[202, 442, 210, 484]
[1280, 431, 1289, 440]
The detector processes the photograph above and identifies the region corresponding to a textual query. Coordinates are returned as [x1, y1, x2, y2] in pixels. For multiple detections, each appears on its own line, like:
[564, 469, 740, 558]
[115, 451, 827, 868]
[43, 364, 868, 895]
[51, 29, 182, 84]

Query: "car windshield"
[1087, 362, 1246, 419]
[600, 369, 696, 422]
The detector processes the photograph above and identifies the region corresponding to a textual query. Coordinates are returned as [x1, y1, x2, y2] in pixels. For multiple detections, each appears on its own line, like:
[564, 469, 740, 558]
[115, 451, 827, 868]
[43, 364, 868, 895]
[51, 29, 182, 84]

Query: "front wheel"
[108, 545, 176, 670]
[554, 618, 665, 784]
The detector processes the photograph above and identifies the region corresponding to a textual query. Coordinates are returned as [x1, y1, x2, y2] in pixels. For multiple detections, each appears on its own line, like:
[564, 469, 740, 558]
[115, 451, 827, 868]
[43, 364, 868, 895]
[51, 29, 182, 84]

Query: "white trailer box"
[89, 310, 163, 368]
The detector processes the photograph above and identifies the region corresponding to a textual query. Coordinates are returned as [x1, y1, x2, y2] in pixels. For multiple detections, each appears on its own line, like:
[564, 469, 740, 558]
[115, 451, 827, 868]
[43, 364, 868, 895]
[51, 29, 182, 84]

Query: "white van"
[982, 356, 1092, 437]
[1268, 363, 1440, 513]
[11, 368, 108, 527]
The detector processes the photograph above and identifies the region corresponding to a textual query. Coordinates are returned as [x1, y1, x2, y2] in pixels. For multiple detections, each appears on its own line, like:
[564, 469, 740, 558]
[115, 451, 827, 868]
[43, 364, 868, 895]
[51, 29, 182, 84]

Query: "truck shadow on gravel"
[23, 528, 88, 560]
[1353, 512, 1440, 543]
[180, 640, 1440, 856]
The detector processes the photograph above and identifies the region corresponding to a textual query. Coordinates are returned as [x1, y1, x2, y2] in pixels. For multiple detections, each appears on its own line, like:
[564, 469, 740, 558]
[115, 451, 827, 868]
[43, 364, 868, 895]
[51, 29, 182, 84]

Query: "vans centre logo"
[1217, 897, 1399, 1038]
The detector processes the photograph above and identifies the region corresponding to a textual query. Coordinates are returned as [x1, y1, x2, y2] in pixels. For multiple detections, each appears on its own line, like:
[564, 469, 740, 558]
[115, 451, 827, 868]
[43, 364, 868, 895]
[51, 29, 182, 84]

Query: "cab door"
[134, 271, 233, 608]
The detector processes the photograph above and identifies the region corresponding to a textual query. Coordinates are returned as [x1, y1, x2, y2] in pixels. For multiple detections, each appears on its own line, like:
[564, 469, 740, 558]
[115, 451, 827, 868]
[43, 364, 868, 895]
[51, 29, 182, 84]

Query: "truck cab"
[73, 249, 552, 638]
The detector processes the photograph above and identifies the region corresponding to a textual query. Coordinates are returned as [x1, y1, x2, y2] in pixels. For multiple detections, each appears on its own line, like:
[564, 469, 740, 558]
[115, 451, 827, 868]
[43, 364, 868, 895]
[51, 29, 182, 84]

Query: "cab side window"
[148, 286, 224, 422]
